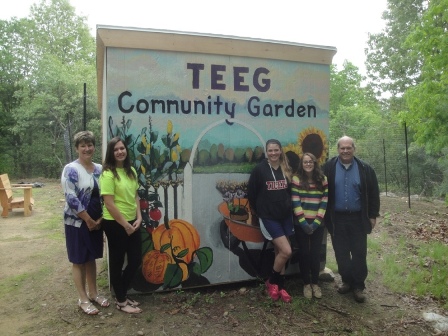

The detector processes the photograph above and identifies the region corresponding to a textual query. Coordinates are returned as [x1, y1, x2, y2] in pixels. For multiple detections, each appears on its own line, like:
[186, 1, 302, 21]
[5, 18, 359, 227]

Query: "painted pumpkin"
[152, 219, 200, 264]
[142, 250, 172, 284]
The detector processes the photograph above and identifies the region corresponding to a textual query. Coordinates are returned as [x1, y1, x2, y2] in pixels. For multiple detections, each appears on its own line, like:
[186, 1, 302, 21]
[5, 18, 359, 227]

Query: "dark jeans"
[330, 212, 367, 290]
[295, 224, 325, 285]
[103, 219, 142, 302]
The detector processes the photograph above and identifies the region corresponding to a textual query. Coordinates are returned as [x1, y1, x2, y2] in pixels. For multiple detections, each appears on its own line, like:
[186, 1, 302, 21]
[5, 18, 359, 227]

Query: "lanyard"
[268, 163, 285, 182]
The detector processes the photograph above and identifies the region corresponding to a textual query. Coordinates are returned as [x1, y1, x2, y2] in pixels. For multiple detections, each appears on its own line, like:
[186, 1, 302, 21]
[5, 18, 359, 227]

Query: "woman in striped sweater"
[291, 153, 328, 299]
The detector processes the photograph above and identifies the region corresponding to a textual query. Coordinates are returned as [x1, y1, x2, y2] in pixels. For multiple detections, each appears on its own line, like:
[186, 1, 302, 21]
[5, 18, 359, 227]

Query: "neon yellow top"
[99, 168, 138, 221]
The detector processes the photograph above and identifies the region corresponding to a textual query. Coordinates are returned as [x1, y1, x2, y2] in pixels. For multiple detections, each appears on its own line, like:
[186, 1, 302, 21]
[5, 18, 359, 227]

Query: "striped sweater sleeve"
[315, 177, 328, 225]
[291, 175, 328, 225]
[291, 176, 307, 224]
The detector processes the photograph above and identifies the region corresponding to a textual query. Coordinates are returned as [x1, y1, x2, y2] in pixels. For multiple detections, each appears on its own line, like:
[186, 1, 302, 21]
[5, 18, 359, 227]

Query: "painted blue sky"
[106, 48, 329, 149]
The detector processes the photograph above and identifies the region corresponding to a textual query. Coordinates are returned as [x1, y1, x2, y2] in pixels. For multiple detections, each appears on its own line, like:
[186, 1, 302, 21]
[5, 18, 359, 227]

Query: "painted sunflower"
[297, 126, 328, 165]
[283, 143, 300, 155]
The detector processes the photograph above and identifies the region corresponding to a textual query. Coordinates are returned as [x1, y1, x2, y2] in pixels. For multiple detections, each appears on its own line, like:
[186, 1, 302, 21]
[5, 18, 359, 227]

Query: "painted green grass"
[193, 162, 256, 174]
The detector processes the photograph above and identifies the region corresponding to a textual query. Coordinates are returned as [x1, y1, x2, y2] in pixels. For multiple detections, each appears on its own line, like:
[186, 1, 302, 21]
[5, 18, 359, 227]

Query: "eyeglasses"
[303, 161, 314, 165]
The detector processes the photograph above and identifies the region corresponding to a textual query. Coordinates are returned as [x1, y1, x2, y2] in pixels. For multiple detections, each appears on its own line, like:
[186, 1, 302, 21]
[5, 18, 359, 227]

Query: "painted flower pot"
[229, 207, 249, 222]
[218, 199, 264, 243]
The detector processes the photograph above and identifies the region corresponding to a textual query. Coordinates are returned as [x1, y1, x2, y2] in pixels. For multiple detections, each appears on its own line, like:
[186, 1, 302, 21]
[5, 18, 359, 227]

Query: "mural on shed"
[104, 47, 330, 292]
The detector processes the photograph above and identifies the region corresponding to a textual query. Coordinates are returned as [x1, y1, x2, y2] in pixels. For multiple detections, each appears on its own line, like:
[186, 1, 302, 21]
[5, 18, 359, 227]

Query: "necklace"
[268, 162, 285, 181]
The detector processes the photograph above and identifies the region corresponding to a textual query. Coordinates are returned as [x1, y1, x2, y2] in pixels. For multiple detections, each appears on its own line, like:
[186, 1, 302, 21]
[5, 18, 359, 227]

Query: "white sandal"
[78, 299, 99, 315]
[89, 293, 110, 307]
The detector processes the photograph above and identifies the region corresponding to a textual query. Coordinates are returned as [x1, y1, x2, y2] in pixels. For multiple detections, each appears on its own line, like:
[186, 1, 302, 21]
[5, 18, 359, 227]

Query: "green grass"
[204, 293, 214, 304]
[31, 186, 61, 205]
[35, 210, 65, 240]
[97, 267, 109, 289]
[366, 236, 382, 275]
[363, 225, 448, 308]
[378, 237, 448, 308]
[325, 253, 338, 272]
[232, 309, 252, 321]
[0, 265, 53, 298]
[2, 235, 30, 242]
[382, 212, 391, 226]
[36, 215, 61, 231]
[96, 256, 112, 290]
[367, 236, 381, 253]
[184, 292, 201, 308]
[46, 231, 64, 241]
[0, 273, 30, 297]
[415, 242, 448, 298]
[291, 296, 318, 313]
[324, 237, 338, 272]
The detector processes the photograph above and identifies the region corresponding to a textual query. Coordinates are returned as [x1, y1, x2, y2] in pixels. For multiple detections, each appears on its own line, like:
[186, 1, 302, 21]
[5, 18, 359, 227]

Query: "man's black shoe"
[337, 282, 351, 294]
[353, 289, 366, 303]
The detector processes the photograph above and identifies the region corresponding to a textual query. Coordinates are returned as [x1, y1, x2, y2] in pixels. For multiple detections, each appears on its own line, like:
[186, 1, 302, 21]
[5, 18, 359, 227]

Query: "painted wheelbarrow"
[218, 198, 271, 276]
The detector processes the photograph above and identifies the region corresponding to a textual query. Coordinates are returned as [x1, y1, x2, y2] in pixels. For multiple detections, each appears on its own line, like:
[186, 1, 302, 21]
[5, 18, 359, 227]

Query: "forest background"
[0, 0, 447, 202]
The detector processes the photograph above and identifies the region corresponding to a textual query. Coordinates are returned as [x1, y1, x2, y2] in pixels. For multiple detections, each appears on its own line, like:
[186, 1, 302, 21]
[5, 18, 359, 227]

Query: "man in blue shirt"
[323, 136, 380, 303]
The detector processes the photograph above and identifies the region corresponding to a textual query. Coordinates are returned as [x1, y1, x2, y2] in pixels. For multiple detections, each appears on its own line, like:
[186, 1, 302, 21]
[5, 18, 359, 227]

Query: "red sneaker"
[265, 280, 280, 301]
[279, 289, 292, 303]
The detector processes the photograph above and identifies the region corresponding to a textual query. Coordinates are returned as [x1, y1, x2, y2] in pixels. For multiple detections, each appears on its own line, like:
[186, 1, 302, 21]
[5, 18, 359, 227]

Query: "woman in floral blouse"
[61, 131, 109, 315]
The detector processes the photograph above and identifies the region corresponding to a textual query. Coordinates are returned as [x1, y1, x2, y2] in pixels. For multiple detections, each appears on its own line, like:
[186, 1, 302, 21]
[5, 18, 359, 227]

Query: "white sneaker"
[303, 284, 312, 299]
[311, 284, 322, 299]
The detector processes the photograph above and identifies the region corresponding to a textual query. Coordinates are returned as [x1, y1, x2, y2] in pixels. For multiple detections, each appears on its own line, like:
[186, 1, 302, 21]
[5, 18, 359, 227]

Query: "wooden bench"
[0, 174, 34, 217]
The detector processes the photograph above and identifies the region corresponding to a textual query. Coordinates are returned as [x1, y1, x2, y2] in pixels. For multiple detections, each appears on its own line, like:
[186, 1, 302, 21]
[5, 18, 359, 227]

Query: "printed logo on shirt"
[266, 179, 288, 190]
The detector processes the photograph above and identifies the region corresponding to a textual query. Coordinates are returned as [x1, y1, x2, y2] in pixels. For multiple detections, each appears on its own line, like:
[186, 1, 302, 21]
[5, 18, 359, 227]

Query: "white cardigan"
[61, 160, 102, 228]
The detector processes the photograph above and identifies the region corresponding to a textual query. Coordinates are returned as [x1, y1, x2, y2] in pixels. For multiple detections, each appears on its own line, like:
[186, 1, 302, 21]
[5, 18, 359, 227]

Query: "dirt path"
[0, 181, 446, 335]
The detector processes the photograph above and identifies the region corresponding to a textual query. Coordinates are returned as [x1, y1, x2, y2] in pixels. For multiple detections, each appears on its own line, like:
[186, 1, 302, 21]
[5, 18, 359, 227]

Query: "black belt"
[335, 210, 361, 215]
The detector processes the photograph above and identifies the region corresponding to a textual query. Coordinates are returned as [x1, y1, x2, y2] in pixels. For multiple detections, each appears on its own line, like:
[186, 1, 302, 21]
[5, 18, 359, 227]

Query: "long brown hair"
[295, 152, 325, 191]
[265, 139, 292, 182]
[102, 137, 136, 180]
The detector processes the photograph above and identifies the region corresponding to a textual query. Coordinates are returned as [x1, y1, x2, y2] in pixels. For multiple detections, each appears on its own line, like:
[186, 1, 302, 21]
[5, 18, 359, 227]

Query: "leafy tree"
[365, 0, 447, 199]
[437, 151, 448, 201]
[365, 0, 427, 96]
[0, 18, 32, 174]
[329, 62, 381, 149]
[401, 0, 448, 153]
[13, 53, 97, 176]
[29, 0, 94, 63]
[329, 62, 438, 195]
[2, 0, 98, 177]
